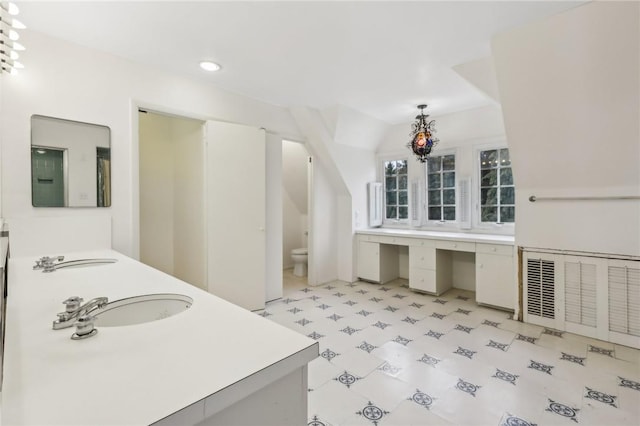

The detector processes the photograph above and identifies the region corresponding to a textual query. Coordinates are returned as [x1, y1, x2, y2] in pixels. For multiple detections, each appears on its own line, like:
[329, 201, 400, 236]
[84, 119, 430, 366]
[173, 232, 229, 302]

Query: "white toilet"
[291, 248, 308, 277]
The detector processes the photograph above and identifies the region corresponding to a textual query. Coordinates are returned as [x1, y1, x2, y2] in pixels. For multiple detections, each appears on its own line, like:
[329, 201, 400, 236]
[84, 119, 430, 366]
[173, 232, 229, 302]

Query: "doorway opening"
[138, 109, 207, 290]
[282, 140, 311, 292]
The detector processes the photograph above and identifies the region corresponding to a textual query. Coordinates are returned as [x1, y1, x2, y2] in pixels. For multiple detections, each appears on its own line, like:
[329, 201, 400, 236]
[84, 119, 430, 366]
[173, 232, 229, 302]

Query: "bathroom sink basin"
[93, 294, 193, 327]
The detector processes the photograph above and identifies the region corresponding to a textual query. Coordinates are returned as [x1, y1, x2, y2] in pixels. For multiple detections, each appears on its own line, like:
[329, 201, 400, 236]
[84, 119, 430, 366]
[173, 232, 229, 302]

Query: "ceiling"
[17, 1, 584, 124]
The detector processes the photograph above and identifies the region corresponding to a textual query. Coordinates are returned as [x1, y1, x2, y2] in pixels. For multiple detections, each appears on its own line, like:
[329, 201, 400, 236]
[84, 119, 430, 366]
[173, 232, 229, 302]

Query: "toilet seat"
[292, 248, 308, 255]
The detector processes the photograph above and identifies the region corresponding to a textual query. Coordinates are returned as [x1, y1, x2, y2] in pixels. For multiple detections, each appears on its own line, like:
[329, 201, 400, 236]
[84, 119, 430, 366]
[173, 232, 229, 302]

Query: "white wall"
[310, 158, 339, 285]
[1, 30, 303, 258]
[265, 133, 283, 301]
[379, 105, 509, 236]
[139, 112, 175, 275]
[282, 190, 303, 270]
[282, 140, 308, 269]
[492, 1, 640, 256]
[290, 106, 381, 283]
[139, 112, 206, 290]
[171, 116, 206, 290]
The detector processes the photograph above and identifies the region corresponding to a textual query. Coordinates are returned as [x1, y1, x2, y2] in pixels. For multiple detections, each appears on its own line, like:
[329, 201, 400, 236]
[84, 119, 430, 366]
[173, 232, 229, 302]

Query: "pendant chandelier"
[408, 104, 438, 163]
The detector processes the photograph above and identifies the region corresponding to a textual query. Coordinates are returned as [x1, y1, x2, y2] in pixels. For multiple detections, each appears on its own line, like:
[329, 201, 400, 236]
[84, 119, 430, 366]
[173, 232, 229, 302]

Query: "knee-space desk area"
[356, 228, 516, 311]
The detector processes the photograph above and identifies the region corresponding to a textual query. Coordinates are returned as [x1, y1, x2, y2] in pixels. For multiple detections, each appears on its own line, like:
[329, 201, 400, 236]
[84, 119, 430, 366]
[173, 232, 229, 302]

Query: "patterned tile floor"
[257, 271, 640, 426]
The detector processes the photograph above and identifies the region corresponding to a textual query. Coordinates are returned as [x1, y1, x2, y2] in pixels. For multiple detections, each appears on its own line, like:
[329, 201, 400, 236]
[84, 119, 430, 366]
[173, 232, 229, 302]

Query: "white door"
[206, 121, 266, 311]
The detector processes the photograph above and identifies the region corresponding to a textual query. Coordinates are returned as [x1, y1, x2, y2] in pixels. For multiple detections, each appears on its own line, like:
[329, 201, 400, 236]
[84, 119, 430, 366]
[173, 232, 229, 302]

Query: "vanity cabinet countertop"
[1, 250, 317, 425]
[356, 228, 515, 245]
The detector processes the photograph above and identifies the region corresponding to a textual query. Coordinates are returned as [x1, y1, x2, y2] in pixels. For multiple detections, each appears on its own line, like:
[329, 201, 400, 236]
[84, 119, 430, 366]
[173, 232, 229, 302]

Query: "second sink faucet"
[33, 256, 64, 270]
[52, 296, 108, 330]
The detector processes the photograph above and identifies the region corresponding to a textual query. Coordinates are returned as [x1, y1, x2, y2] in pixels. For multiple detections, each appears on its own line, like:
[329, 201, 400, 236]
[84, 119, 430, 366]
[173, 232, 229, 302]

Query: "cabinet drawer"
[358, 234, 381, 243]
[476, 243, 514, 256]
[409, 268, 436, 293]
[378, 235, 411, 246]
[409, 246, 436, 270]
[408, 238, 435, 248]
[435, 240, 475, 252]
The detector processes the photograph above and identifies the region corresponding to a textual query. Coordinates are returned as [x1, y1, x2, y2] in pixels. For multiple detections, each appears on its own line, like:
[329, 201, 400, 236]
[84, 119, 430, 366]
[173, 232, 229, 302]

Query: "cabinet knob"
[492, 247, 497, 252]
[453, 244, 457, 248]
[479, 264, 483, 268]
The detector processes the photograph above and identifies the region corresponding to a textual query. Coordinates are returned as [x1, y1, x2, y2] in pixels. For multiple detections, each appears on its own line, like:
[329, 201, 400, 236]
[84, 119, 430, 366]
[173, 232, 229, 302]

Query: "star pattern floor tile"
[260, 271, 640, 426]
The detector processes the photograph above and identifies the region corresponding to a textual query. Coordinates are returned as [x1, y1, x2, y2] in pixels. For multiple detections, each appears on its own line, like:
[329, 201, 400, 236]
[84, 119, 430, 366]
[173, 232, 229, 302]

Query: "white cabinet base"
[409, 250, 453, 296]
[476, 252, 515, 310]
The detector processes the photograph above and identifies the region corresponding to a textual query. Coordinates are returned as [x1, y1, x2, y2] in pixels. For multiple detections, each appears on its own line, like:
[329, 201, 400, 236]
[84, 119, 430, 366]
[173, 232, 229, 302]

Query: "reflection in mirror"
[31, 115, 111, 207]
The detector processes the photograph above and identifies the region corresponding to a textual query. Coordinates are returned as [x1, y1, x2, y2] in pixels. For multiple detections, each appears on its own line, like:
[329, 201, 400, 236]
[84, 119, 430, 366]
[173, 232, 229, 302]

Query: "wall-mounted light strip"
[0, 1, 24, 75]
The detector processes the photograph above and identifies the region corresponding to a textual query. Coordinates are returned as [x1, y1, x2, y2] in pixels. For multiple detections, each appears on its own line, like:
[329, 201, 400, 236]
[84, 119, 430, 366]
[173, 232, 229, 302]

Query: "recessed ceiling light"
[199, 61, 221, 72]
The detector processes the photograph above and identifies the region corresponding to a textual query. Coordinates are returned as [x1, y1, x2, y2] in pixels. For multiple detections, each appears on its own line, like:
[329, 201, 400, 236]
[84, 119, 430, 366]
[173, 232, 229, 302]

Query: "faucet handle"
[71, 314, 98, 340]
[34, 255, 65, 270]
[62, 296, 83, 313]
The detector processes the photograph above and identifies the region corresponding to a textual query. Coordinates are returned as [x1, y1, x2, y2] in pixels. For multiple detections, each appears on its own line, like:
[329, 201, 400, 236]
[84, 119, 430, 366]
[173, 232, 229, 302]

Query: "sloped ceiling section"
[452, 57, 501, 103]
[320, 105, 389, 150]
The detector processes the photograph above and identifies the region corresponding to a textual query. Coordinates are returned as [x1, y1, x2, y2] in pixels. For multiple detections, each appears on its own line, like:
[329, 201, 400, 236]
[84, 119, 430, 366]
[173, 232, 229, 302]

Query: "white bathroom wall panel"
[139, 113, 175, 276]
[7, 215, 111, 257]
[309, 160, 338, 286]
[282, 141, 309, 214]
[282, 140, 308, 270]
[172, 117, 206, 290]
[1, 30, 302, 257]
[492, 1, 640, 256]
[206, 121, 266, 311]
[265, 132, 283, 302]
[452, 252, 476, 291]
[282, 191, 303, 270]
[139, 113, 206, 289]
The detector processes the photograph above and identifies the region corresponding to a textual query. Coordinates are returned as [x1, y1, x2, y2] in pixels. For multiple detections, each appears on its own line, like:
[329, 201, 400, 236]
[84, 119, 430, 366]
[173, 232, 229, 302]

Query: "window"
[427, 154, 456, 221]
[479, 148, 515, 223]
[384, 159, 408, 221]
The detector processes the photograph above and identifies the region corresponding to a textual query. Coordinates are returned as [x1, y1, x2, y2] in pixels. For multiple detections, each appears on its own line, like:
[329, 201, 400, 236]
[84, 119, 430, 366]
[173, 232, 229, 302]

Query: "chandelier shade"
[408, 104, 439, 163]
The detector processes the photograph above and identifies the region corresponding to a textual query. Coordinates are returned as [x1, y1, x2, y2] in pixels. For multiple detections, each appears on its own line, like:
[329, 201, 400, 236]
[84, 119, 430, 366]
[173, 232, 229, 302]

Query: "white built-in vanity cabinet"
[356, 229, 516, 311]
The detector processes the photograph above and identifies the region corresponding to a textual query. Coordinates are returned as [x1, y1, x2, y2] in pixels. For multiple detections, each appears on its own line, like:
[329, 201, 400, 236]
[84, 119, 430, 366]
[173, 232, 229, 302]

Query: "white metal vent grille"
[458, 177, 471, 230]
[526, 258, 555, 319]
[410, 179, 422, 227]
[608, 265, 640, 337]
[564, 261, 597, 327]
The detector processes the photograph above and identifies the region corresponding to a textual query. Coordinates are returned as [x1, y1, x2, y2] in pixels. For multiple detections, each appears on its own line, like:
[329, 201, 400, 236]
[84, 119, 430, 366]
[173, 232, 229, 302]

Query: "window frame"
[424, 149, 458, 227]
[379, 154, 410, 225]
[473, 143, 515, 232]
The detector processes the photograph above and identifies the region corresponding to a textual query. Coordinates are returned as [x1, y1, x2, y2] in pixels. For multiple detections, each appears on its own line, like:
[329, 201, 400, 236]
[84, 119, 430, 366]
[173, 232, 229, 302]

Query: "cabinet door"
[409, 246, 436, 270]
[206, 121, 266, 311]
[409, 268, 437, 293]
[476, 253, 514, 310]
[357, 241, 380, 282]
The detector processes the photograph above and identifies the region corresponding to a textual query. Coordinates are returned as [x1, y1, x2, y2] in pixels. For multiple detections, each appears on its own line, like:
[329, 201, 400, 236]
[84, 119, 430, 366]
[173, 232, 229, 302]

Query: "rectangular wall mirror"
[31, 115, 111, 207]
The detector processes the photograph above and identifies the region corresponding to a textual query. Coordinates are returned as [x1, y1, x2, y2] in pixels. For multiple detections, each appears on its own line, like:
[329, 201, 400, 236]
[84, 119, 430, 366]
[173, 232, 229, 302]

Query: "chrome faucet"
[52, 296, 108, 330]
[33, 256, 64, 270]
[42, 258, 118, 273]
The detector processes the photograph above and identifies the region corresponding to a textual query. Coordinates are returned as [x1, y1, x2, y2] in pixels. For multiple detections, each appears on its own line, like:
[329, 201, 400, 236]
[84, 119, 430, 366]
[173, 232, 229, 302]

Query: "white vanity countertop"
[2, 250, 318, 425]
[356, 228, 515, 245]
